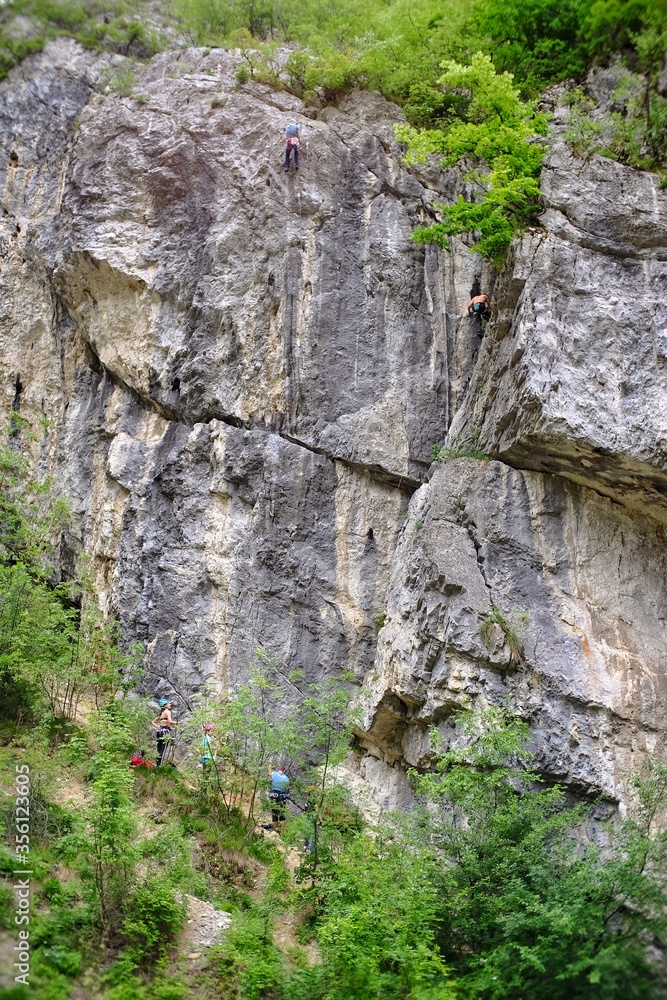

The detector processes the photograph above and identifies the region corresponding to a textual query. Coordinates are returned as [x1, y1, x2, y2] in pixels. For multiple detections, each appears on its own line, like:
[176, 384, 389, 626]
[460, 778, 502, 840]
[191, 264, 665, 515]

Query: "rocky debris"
[182, 894, 231, 948]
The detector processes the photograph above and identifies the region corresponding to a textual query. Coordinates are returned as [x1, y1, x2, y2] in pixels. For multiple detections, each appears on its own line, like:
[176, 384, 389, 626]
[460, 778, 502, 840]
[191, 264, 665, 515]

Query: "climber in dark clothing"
[151, 699, 182, 766]
[468, 293, 491, 322]
[269, 765, 290, 834]
[284, 122, 301, 172]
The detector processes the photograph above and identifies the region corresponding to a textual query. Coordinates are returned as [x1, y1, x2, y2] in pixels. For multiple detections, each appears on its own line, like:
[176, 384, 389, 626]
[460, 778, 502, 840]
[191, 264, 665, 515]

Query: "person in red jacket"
[130, 750, 154, 769]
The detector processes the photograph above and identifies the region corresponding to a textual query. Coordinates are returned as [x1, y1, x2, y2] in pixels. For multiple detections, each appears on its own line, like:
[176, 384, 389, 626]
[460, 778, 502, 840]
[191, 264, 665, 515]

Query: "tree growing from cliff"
[396, 53, 549, 261]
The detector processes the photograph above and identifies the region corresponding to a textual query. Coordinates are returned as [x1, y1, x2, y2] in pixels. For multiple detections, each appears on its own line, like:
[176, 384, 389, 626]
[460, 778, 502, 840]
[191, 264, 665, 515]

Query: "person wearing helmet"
[467, 293, 491, 323]
[284, 122, 301, 172]
[151, 699, 182, 766]
[269, 764, 290, 834]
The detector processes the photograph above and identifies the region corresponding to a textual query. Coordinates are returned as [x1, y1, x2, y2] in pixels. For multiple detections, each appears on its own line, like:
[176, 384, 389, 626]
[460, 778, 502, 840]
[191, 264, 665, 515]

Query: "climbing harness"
[285, 136, 300, 172]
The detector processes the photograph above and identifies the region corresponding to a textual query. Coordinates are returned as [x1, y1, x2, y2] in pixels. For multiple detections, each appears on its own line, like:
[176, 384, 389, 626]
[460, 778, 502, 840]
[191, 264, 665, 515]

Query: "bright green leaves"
[289, 834, 456, 999]
[279, 706, 667, 999]
[406, 708, 667, 1000]
[478, 0, 594, 87]
[397, 54, 548, 261]
[438, 54, 527, 123]
[0, 429, 144, 728]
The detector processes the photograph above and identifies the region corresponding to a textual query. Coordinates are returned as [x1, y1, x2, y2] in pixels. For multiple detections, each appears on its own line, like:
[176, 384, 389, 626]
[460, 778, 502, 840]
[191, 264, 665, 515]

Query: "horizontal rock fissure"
[83, 345, 423, 494]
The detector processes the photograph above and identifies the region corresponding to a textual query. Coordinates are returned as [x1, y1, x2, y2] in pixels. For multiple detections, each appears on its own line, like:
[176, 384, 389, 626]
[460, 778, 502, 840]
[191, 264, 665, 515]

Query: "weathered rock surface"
[1, 40, 478, 693]
[451, 146, 667, 525]
[359, 459, 667, 804]
[40, 44, 476, 482]
[2, 40, 667, 809]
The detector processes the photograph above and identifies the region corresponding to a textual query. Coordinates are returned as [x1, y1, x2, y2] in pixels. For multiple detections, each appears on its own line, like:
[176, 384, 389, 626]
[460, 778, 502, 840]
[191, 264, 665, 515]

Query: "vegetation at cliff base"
[1, 440, 666, 1000]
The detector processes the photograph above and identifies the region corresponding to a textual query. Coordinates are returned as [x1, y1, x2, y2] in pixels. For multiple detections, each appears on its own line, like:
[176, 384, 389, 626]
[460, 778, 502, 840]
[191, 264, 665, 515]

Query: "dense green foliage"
[412, 711, 667, 998]
[0, 0, 161, 79]
[397, 53, 548, 258]
[2, 0, 666, 96]
[250, 709, 666, 1000]
[169, 0, 667, 100]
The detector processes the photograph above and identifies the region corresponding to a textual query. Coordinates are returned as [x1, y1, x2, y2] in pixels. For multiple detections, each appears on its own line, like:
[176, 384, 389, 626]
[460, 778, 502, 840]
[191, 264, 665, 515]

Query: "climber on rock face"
[284, 121, 301, 173]
[468, 293, 491, 322]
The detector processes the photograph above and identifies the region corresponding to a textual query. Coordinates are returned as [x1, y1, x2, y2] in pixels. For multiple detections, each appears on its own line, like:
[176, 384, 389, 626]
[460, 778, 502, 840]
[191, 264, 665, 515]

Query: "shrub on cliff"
[396, 53, 549, 260]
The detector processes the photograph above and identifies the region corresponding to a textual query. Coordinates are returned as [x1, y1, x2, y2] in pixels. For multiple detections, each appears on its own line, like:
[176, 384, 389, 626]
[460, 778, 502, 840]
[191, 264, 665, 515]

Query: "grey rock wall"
[2, 40, 667, 810]
[359, 459, 667, 805]
[450, 146, 667, 525]
[43, 46, 469, 482]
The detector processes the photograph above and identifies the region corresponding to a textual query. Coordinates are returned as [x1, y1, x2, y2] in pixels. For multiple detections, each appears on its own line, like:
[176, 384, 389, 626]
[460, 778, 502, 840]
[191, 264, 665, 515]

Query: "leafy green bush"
[210, 908, 287, 999]
[0, 35, 45, 80]
[78, 19, 160, 57]
[102, 61, 137, 97]
[476, 0, 592, 90]
[291, 834, 455, 999]
[397, 53, 548, 260]
[118, 877, 186, 970]
[26, 0, 88, 31]
[412, 709, 667, 999]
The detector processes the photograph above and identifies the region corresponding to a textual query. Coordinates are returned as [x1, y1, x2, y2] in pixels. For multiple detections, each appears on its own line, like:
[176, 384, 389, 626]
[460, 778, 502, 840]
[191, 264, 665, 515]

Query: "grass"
[479, 604, 529, 662]
[430, 432, 490, 463]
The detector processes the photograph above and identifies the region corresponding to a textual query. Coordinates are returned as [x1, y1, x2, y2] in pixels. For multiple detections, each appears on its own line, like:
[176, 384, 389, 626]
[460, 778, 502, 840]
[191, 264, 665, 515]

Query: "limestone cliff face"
[2, 40, 666, 808]
[451, 146, 667, 523]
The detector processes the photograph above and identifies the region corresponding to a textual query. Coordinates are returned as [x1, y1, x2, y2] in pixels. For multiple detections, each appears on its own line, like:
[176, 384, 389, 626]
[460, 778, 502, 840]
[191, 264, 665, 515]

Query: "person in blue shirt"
[200, 723, 215, 764]
[269, 765, 290, 833]
[198, 722, 216, 789]
[284, 122, 301, 173]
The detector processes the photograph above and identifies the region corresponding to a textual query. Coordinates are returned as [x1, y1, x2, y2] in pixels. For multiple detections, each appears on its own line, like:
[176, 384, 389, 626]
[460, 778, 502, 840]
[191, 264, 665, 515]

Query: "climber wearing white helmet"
[284, 121, 301, 172]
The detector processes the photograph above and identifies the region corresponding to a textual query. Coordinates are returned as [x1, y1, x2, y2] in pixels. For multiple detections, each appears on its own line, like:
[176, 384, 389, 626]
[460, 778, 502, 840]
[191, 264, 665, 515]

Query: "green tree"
[74, 708, 139, 942]
[631, 18, 667, 163]
[396, 53, 548, 260]
[186, 651, 302, 830]
[475, 0, 594, 89]
[412, 708, 667, 999]
[0, 450, 142, 723]
[287, 832, 455, 1000]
